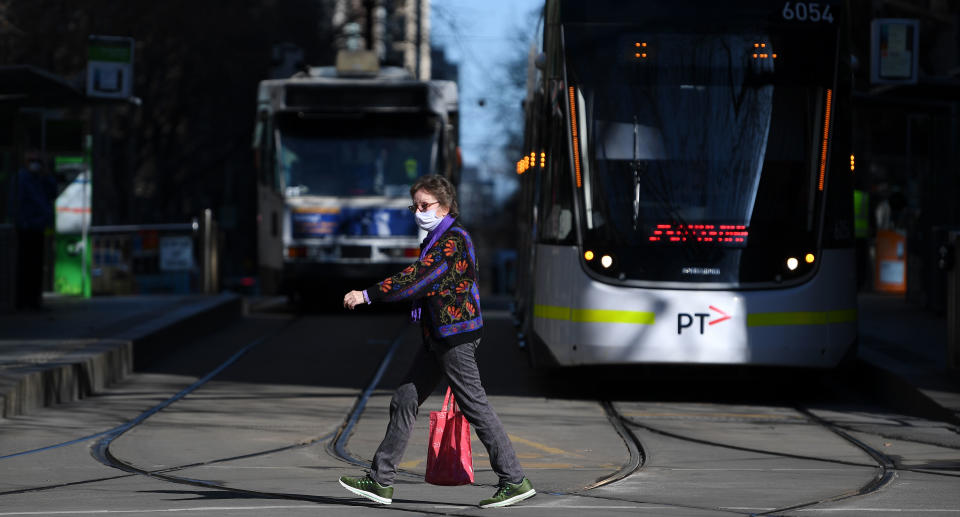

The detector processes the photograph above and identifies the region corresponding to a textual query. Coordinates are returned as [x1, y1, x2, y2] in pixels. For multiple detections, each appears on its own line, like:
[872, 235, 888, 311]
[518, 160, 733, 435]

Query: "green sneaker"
[478, 477, 536, 508]
[338, 474, 393, 505]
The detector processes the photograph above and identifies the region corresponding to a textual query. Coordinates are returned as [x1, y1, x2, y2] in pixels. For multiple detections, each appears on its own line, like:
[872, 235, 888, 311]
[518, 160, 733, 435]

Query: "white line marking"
[668, 468, 847, 471]
[512, 506, 688, 510]
[797, 510, 960, 513]
[197, 465, 304, 469]
[0, 506, 322, 516]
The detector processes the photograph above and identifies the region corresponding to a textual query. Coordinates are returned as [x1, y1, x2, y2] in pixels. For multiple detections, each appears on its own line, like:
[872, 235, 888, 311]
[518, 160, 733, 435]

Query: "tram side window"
[537, 122, 575, 245]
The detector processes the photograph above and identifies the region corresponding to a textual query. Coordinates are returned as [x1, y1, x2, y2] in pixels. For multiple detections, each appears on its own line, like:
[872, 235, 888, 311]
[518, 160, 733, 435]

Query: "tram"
[252, 51, 459, 297]
[514, 0, 856, 367]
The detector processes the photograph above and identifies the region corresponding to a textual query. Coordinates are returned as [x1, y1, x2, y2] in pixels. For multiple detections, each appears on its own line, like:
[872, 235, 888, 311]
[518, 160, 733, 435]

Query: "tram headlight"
[805, 253, 815, 264]
[584, 250, 595, 261]
[786, 257, 799, 271]
[601, 255, 614, 269]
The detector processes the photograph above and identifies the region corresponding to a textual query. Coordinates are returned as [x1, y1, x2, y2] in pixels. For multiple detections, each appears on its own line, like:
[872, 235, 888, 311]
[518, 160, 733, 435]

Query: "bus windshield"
[277, 113, 438, 198]
[565, 25, 838, 284]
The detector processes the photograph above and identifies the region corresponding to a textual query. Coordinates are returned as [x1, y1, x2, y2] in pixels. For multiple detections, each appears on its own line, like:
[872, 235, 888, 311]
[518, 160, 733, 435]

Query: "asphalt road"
[1, 299, 958, 516]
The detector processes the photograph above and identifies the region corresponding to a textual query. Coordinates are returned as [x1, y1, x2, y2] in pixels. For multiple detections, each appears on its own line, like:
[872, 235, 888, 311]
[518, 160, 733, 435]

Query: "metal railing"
[89, 209, 220, 295]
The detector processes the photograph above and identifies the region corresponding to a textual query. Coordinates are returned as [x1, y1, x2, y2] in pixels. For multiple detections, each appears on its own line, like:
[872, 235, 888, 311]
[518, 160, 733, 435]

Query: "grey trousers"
[369, 337, 525, 486]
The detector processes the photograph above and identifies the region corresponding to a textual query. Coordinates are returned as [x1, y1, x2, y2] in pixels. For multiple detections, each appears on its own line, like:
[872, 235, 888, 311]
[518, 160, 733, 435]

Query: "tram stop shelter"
[0, 65, 88, 313]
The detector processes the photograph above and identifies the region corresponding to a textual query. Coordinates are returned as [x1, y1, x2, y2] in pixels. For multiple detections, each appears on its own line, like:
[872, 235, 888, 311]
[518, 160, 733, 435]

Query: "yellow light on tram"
[584, 250, 595, 261]
[786, 257, 799, 271]
[850, 153, 855, 172]
[805, 253, 816, 264]
[540, 151, 546, 168]
[601, 255, 614, 269]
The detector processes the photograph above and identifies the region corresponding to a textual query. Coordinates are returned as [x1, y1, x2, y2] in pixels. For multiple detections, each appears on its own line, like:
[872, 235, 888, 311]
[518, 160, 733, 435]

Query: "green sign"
[54, 154, 92, 298]
[88, 43, 132, 63]
[54, 234, 91, 297]
[87, 36, 134, 99]
[854, 189, 869, 239]
[405, 158, 419, 180]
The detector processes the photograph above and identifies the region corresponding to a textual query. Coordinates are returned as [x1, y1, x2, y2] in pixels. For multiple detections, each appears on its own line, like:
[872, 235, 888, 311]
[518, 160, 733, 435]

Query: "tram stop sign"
[870, 19, 919, 85]
[87, 35, 134, 99]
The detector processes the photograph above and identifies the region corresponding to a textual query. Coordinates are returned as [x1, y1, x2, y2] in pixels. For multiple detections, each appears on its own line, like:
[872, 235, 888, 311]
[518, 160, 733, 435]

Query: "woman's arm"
[364, 234, 459, 304]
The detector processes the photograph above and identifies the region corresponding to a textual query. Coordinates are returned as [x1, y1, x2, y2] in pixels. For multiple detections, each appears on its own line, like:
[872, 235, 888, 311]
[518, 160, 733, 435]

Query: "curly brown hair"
[410, 175, 459, 217]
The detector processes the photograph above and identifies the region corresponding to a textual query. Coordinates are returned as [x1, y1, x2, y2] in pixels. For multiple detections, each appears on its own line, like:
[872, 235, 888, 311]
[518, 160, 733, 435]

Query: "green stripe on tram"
[534, 305, 570, 321]
[534, 305, 655, 325]
[747, 309, 857, 327]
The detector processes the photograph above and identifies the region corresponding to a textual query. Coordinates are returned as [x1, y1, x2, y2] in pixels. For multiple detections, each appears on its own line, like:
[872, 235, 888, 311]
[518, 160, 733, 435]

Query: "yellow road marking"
[508, 434, 585, 458]
[398, 458, 423, 469]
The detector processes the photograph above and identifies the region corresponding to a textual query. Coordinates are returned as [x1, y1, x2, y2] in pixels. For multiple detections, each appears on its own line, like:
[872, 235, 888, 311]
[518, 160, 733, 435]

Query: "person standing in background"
[9, 150, 57, 310]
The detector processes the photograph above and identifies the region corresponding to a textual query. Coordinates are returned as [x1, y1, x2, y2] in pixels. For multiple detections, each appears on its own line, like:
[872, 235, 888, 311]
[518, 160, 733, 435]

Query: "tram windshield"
[277, 113, 438, 198]
[565, 25, 838, 285]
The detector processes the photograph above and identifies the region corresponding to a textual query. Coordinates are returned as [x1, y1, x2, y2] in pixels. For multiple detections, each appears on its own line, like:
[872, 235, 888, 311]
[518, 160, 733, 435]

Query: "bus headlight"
[601, 255, 614, 269]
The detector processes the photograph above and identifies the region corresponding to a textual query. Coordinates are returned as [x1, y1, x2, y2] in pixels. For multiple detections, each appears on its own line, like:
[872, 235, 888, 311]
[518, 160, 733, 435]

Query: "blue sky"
[431, 0, 543, 197]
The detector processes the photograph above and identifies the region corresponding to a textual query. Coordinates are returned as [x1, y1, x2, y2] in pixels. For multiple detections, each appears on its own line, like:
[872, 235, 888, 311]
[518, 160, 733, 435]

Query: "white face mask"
[415, 209, 443, 232]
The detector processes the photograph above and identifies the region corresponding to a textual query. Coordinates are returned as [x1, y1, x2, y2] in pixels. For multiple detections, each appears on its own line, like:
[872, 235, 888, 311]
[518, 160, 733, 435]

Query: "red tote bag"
[425, 387, 474, 486]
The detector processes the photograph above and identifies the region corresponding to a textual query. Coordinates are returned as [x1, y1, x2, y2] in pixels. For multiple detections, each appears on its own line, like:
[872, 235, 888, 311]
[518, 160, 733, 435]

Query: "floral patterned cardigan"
[365, 219, 483, 347]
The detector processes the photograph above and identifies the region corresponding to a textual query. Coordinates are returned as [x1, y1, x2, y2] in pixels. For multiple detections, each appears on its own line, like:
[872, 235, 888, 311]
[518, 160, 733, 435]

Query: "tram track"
[76, 318, 495, 516]
[3, 312, 953, 515]
[82, 321, 457, 515]
[597, 401, 908, 516]
[0, 311, 666, 515]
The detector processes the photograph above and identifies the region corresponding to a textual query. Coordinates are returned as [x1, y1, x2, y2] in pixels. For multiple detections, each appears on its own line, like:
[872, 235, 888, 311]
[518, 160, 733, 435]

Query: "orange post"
[875, 229, 907, 294]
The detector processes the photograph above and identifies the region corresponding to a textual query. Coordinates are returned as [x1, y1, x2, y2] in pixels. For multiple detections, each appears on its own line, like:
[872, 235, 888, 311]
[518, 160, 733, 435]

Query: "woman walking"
[339, 175, 535, 508]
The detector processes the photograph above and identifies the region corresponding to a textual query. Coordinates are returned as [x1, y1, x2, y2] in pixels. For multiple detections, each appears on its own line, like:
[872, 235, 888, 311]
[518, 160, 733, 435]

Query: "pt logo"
[677, 306, 732, 335]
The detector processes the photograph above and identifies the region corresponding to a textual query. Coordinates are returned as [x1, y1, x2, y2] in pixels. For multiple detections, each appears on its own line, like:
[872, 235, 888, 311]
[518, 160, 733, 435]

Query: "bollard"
[200, 209, 220, 294]
[947, 231, 959, 371]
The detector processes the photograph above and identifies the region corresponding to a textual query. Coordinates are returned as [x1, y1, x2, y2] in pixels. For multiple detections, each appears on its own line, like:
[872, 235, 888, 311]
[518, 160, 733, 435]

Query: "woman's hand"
[343, 290, 365, 310]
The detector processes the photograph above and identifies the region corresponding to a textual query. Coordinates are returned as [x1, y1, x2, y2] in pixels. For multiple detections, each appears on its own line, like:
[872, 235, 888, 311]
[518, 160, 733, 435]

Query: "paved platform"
[857, 292, 960, 425]
[0, 292, 242, 418]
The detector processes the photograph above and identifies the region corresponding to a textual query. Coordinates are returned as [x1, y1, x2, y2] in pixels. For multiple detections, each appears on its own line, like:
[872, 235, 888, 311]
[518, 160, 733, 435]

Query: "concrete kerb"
[0, 293, 242, 418]
[854, 355, 960, 427]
